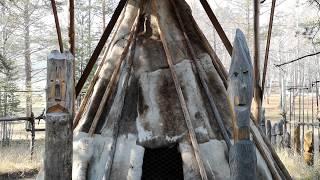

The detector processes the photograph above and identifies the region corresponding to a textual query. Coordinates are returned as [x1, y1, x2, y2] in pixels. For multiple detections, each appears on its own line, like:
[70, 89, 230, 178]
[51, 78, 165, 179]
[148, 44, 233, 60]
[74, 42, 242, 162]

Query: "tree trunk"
[24, 0, 32, 118]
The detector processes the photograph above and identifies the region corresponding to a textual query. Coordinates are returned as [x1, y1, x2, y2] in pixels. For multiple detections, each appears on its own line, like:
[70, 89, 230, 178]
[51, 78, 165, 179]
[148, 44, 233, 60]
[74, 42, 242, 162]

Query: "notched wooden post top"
[47, 50, 74, 114]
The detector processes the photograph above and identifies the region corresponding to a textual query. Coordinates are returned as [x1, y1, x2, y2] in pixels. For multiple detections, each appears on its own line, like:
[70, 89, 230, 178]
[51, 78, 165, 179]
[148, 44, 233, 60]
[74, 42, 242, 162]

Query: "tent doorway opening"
[141, 145, 184, 180]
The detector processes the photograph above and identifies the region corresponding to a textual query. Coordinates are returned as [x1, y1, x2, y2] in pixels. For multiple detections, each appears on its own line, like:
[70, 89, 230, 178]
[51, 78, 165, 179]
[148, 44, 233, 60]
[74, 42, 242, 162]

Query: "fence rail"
[0, 112, 45, 159]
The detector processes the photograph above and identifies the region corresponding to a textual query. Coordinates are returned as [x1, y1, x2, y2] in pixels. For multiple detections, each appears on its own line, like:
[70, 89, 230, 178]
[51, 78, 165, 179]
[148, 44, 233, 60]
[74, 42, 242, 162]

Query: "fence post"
[30, 112, 35, 159]
[294, 124, 301, 154]
[44, 50, 74, 179]
[266, 120, 271, 142]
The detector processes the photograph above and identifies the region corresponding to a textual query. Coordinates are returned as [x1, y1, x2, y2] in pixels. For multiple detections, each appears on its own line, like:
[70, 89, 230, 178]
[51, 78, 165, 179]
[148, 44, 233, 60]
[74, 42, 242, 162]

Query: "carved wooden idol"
[46, 50, 74, 114]
[228, 29, 257, 180]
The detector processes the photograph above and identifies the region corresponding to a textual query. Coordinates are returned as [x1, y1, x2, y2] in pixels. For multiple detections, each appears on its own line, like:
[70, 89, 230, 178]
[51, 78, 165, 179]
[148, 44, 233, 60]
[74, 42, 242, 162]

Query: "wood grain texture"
[228, 29, 253, 143]
[45, 113, 72, 180]
[45, 50, 74, 179]
[229, 140, 257, 180]
[47, 51, 74, 114]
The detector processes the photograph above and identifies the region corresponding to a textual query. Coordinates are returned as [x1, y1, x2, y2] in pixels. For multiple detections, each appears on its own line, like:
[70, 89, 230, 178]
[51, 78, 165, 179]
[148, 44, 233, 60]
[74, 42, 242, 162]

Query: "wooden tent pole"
[153, 1, 208, 179]
[69, 0, 75, 55]
[250, 121, 282, 180]
[262, 0, 276, 98]
[75, 0, 127, 97]
[73, 3, 126, 129]
[250, 115, 292, 180]
[253, 0, 262, 125]
[50, 0, 63, 53]
[170, 0, 231, 149]
[72, 48, 110, 129]
[199, 0, 233, 56]
[87, 15, 139, 136]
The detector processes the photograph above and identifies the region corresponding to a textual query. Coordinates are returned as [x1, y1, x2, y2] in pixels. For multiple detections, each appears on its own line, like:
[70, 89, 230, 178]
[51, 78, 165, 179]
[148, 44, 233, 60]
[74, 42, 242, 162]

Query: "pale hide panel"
[136, 60, 211, 148]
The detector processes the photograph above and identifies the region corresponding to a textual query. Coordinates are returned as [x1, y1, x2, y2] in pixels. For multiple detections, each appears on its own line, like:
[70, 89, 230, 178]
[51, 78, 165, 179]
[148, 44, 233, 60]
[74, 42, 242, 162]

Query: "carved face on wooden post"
[228, 29, 253, 111]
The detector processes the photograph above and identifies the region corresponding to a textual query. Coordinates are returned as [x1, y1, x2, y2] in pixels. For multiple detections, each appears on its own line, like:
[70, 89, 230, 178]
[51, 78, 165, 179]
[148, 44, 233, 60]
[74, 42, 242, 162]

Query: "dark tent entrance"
[142, 145, 184, 180]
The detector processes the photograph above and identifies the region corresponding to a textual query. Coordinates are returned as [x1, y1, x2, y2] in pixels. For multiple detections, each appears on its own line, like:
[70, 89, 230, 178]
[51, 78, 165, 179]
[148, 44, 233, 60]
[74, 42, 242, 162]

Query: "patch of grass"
[0, 139, 44, 177]
[277, 148, 320, 179]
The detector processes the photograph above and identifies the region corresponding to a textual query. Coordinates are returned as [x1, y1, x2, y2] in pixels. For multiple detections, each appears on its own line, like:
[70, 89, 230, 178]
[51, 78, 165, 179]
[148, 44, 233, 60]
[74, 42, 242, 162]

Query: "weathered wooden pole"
[170, 0, 231, 149]
[294, 124, 301, 154]
[289, 89, 292, 134]
[253, 0, 262, 126]
[68, 0, 75, 56]
[45, 50, 74, 179]
[154, 1, 208, 178]
[266, 120, 271, 142]
[302, 88, 306, 153]
[261, 108, 266, 134]
[68, 0, 75, 111]
[275, 121, 283, 148]
[198, 0, 233, 56]
[50, 0, 64, 53]
[30, 112, 35, 159]
[311, 84, 314, 138]
[261, 0, 276, 97]
[228, 29, 257, 180]
[271, 123, 277, 146]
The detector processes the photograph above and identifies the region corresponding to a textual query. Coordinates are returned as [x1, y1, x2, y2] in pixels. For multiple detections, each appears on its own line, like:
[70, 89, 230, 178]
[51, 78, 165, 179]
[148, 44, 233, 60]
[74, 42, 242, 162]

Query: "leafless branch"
[275, 51, 320, 67]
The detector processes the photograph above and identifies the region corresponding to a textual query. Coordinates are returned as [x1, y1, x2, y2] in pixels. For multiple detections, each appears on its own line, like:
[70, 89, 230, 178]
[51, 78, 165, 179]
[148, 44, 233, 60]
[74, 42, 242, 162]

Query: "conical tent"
[39, 0, 291, 179]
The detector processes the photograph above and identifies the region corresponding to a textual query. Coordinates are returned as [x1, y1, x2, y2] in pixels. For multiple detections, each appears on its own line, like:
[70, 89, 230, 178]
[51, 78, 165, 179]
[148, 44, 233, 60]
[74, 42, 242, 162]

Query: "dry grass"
[0, 139, 44, 177]
[277, 148, 320, 179]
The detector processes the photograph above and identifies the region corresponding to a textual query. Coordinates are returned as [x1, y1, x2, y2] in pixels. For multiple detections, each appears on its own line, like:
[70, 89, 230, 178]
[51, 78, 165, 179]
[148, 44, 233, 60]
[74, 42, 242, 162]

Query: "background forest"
[0, 0, 320, 178]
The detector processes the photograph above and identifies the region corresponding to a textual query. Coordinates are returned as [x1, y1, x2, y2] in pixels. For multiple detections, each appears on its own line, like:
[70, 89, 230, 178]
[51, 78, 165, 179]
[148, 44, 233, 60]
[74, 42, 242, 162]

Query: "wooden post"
[261, 108, 266, 134]
[302, 88, 305, 153]
[289, 89, 292, 134]
[252, 0, 262, 125]
[266, 120, 271, 142]
[275, 121, 283, 148]
[30, 112, 35, 160]
[45, 50, 74, 179]
[294, 124, 301, 154]
[271, 123, 276, 146]
[228, 29, 257, 180]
